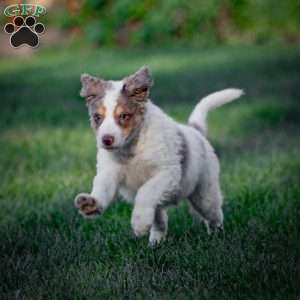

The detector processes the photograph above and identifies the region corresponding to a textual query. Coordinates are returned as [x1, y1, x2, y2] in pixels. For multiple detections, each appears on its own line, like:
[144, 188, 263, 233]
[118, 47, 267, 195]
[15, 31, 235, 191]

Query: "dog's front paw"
[131, 207, 154, 237]
[74, 193, 103, 218]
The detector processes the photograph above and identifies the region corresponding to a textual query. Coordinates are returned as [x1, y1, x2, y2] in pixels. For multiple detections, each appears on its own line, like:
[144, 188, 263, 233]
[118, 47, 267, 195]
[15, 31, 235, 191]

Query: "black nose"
[102, 135, 114, 147]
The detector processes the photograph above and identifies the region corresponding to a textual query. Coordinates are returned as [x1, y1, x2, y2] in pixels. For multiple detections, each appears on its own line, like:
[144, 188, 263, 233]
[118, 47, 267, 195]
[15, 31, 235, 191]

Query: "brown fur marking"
[113, 92, 145, 138]
[89, 100, 107, 129]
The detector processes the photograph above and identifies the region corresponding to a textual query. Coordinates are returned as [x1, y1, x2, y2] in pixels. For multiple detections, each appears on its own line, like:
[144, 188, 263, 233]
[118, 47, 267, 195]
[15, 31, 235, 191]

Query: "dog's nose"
[102, 135, 114, 147]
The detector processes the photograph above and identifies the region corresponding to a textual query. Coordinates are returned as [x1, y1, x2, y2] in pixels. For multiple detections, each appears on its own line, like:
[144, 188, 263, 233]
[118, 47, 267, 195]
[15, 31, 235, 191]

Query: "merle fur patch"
[80, 73, 111, 101]
[123, 66, 153, 102]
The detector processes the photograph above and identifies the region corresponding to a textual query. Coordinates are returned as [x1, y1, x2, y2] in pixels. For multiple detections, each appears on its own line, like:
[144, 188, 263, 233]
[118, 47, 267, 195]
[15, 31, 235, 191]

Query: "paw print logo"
[4, 16, 45, 48]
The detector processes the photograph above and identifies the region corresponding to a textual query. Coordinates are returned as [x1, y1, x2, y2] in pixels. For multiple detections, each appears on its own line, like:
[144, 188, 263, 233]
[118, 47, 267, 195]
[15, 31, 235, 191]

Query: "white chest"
[118, 156, 156, 203]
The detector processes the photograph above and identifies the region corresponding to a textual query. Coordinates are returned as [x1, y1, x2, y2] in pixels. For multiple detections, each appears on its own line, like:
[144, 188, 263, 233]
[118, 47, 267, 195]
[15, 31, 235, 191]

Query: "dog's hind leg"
[188, 179, 223, 235]
[149, 208, 168, 246]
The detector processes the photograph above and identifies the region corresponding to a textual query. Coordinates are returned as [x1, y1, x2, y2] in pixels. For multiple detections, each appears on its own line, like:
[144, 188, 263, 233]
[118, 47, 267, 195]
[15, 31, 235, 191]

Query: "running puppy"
[74, 66, 243, 245]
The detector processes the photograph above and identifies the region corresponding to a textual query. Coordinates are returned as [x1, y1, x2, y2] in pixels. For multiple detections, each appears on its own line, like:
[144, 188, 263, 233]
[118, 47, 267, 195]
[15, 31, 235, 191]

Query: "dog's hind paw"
[205, 220, 224, 236]
[74, 193, 103, 218]
[149, 230, 166, 247]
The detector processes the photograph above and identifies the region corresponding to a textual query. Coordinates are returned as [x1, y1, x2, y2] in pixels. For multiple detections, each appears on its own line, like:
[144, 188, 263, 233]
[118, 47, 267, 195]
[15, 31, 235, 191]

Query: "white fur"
[75, 85, 244, 245]
[96, 81, 125, 148]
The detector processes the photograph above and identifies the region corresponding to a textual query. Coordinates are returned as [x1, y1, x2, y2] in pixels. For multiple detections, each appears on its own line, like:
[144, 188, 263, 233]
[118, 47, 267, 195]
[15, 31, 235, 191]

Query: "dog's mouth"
[103, 145, 119, 151]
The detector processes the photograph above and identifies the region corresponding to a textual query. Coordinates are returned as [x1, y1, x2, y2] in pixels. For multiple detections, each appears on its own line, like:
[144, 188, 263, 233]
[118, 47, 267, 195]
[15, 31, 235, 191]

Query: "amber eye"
[93, 113, 103, 125]
[119, 113, 132, 123]
[87, 95, 96, 102]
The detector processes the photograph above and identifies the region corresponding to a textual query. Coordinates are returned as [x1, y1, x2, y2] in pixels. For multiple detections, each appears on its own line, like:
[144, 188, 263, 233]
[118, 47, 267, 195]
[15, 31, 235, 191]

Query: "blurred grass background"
[1, 0, 300, 50]
[0, 0, 300, 299]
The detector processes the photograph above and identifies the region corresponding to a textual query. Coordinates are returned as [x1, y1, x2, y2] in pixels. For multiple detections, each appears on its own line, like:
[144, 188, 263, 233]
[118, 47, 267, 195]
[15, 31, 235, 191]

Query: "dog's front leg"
[74, 168, 120, 218]
[131, 167, 181, 241]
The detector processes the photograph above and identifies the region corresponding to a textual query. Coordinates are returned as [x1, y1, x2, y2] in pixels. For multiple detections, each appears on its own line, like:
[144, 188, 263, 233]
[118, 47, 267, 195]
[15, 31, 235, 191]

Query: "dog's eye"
[93, 113, 103, 124]
[87, 95, 96, 102]
[119, 113, 132, 123]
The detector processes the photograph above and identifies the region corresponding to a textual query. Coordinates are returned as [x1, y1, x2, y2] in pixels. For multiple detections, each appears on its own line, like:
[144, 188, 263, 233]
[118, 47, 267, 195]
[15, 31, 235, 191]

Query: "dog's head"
[80, 66, 153, 150]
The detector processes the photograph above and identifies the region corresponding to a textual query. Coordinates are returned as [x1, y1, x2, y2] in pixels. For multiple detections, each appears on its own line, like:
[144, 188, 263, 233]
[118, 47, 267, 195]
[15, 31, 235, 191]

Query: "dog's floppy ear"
[80, 73, 106, 101]
[123, 66, 153, 102]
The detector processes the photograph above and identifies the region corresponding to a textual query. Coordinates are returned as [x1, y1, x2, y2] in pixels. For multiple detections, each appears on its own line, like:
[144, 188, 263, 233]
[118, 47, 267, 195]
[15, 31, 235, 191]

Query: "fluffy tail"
[188, 88, 244, 136]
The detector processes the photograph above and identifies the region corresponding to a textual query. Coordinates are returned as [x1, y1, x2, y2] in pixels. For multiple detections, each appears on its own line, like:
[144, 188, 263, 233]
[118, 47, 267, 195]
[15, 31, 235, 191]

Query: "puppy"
[74, 66, 243, 245]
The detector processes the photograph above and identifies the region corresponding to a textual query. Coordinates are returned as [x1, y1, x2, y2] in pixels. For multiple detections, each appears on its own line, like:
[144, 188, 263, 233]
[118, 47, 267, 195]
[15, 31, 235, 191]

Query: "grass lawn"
[0, 45, 300, 299]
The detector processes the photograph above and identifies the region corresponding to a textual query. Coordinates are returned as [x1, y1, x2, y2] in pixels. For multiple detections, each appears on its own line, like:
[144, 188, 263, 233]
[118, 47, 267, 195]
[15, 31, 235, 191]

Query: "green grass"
[0, 45, 300, 299]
